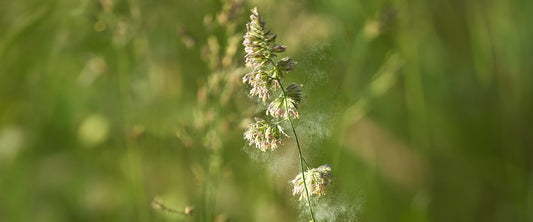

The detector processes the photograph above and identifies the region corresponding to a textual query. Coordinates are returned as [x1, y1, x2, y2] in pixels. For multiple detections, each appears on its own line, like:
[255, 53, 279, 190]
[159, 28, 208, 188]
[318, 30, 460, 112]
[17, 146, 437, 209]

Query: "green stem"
[276, 78, 316, 222]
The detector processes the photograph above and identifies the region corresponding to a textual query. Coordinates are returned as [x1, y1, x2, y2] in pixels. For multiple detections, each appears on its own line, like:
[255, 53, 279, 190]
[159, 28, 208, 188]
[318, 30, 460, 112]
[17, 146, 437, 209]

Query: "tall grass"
[0, 0, 531, 221]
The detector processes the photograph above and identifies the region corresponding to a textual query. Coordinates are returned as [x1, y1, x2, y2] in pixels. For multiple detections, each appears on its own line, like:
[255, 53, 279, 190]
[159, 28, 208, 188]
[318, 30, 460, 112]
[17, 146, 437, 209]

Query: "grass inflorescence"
[241, 7, 334, 222]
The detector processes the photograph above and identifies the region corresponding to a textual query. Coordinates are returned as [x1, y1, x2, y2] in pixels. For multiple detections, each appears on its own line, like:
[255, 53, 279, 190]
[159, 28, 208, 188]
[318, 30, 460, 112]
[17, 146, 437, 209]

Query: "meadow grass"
[0, 0, 531, 221]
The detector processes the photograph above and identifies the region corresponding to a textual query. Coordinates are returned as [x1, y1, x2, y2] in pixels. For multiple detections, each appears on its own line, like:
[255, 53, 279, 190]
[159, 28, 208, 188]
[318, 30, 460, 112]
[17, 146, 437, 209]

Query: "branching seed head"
[266, 83, 303, 119]
[242, 8, 334, 221]
[278, 57, 297, 72]
[242, 7, 294, 101]
[291, 164, 334, 201]
[244, 117, 288, 151]
[285, 83, 304, 107]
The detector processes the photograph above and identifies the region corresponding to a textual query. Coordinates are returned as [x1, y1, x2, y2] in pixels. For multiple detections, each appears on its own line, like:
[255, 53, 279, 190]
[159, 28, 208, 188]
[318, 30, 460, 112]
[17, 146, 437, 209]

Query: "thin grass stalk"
[277, 78, 316, 221]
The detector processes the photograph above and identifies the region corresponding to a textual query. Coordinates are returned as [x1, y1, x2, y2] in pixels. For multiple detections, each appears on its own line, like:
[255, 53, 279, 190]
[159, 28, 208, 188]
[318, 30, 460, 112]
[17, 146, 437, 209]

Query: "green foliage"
[0, 0, 532, 221]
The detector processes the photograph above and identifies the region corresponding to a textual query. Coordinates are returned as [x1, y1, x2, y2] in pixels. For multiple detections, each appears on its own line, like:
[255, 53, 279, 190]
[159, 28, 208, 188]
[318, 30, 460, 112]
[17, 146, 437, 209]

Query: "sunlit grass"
[0, 0, 531, 221]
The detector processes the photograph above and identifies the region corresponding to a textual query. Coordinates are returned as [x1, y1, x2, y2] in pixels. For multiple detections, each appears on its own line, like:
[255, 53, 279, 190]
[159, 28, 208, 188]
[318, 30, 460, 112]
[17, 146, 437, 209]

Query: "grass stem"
[276, 78, 316, 222]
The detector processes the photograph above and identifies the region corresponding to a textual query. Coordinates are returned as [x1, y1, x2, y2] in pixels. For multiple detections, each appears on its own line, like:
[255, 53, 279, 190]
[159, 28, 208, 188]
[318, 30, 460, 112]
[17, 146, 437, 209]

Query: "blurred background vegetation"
[0, 0, 532, 221]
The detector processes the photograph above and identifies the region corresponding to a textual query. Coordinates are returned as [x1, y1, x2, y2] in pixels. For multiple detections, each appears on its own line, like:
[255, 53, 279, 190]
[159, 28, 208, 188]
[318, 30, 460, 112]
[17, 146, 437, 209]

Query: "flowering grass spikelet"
[291, 164, 334, 201]
[266, 95, 300, 119]
[266, 83, 303, 119]
[242, 70, 271, 101]
[241, 8, 333, 221]
[244, 117, 287, 152]
[285, 83, 304, 107]
[242, 7, 288, 101]
[278, 57, 297, 72]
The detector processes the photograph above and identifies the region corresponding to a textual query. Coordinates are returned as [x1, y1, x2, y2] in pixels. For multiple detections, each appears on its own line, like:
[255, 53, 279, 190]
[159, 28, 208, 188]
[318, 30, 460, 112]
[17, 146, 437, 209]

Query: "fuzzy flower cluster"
[244, 117, 287, 151]
[242, 7, 296, 102]
[242, 9, 334, 217]
[266, 83, 303, 119]
[291, 164, 334, 201]
[242, 7, 302, 152]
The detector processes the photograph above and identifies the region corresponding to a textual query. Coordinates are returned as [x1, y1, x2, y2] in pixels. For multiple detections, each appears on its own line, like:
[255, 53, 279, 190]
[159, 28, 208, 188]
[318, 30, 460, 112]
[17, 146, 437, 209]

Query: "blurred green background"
[0, 0, 532, 221]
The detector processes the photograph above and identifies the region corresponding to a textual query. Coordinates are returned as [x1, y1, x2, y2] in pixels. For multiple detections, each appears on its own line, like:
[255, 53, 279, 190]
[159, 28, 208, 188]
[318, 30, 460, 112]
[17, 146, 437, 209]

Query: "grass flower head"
[242, 7, 333, 221]
[242, 7, 289, 101]
[244, 117, 287, 151]
[291, 164, 334, 201]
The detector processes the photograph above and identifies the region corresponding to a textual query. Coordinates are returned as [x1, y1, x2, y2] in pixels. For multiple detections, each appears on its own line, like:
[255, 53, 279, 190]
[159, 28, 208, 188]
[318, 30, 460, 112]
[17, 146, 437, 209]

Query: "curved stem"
[276, 78, 316, 222]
